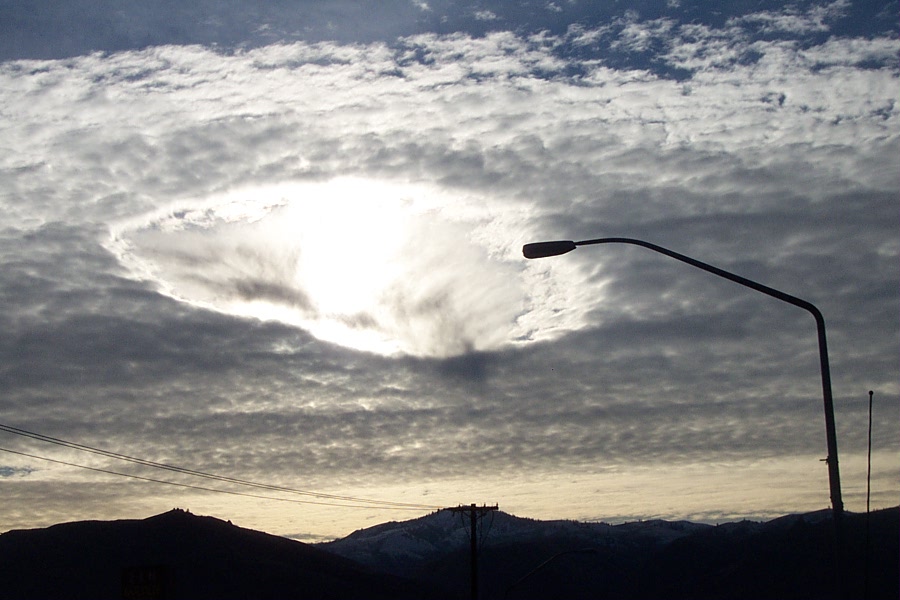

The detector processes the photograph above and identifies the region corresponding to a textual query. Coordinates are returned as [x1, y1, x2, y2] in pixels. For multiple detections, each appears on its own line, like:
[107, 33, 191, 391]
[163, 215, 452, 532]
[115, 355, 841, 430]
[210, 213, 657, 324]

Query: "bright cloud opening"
[106, 178, 587, 357]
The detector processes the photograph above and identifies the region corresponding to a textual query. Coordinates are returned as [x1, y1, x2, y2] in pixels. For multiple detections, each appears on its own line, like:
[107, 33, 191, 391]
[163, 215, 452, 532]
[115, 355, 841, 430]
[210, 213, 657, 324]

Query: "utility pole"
[447, 504, 499, 600]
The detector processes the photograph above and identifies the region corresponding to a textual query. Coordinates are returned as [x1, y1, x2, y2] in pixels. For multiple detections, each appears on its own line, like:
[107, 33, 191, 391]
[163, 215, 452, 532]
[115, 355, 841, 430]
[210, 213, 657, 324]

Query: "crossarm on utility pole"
[447, 504, 499, 600]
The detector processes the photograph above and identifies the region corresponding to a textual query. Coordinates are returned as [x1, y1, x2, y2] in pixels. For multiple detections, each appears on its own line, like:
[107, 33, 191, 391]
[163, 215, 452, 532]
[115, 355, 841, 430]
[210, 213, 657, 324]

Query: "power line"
[0, 447, 429, 510]
[0, 422, 442, 511]
[0, 422, 438, 509]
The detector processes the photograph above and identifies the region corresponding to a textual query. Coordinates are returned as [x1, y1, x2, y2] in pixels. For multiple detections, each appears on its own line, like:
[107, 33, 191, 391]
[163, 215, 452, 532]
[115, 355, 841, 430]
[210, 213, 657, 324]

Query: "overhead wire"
[0, 447, 429, 510]
[0, 422, 442, 511]
[479, 509, 496, 550]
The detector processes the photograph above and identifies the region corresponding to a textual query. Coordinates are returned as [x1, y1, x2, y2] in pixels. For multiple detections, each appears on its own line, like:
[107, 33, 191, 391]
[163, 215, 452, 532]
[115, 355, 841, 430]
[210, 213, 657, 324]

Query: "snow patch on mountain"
[320, 510, 715, 577]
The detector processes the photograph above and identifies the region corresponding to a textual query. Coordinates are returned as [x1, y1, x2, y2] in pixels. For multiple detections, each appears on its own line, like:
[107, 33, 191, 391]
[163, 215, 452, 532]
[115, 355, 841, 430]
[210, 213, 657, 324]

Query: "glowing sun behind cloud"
[107, 178, 584, 357]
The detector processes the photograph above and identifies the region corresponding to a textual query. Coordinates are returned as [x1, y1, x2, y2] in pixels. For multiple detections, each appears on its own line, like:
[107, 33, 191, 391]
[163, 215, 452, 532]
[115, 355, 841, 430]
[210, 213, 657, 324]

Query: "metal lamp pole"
[523, 237, 844, 535]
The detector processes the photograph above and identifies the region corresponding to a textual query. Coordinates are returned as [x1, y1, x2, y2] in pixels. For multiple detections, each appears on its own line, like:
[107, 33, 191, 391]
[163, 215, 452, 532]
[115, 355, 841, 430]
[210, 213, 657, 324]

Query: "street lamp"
[523, 237, 844, 525]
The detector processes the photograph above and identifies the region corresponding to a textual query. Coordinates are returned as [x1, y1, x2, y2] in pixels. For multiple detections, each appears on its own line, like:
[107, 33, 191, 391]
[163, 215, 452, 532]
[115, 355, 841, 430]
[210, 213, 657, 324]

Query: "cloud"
[473, 10, 499, 22]
[0, 466, 35, 478]
[0, 3, 897, 538]
[729, 0, 850, 35]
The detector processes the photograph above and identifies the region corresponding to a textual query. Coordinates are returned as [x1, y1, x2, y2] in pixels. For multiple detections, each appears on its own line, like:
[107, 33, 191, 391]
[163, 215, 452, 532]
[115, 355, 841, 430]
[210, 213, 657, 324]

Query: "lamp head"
[523, 240, 577, 259]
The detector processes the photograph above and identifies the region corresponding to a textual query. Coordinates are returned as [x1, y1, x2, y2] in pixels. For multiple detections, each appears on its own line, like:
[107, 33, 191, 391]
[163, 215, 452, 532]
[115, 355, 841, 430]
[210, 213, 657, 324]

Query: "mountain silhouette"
[321, 507, 898, 600]
[0, 508, 436, 599]
[1, 507, 896, 599]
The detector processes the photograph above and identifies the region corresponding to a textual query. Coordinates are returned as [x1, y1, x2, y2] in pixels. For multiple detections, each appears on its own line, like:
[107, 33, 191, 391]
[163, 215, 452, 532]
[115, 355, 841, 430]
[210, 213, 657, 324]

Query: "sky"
[0, 0, 897, 542]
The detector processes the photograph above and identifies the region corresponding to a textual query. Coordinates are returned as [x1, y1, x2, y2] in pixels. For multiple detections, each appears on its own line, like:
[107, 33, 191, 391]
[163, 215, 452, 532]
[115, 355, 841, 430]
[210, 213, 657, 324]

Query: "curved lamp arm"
[523, 237, 843, 520]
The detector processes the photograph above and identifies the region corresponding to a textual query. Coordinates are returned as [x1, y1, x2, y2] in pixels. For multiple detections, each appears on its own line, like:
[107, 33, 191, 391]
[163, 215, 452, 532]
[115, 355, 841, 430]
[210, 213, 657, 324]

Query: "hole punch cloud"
[107, 179, 566, 358]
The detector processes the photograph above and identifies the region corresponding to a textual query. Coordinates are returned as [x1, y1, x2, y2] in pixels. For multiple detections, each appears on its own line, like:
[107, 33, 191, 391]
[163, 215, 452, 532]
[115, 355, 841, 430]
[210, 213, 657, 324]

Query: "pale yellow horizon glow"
[4, 450, 894, 542]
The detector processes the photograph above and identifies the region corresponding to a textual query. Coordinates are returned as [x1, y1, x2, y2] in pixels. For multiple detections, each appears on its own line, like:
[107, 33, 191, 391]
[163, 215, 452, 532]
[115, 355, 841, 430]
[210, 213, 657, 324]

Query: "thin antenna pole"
[865, 390, 874, 599]
[867, 390, 874, 514]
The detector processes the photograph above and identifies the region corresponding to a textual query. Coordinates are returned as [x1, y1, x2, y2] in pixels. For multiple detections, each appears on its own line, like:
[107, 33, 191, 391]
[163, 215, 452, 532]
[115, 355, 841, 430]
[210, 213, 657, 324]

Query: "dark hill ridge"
[0, 509, 434, 600]
[319, 509, 714, 578]
[321, 507, 899, 599]
[1, 507, 897, 600]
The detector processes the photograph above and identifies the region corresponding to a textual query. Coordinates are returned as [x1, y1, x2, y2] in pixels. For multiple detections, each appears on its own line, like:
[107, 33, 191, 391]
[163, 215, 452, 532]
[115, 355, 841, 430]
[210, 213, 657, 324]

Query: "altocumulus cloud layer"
[0, 0, 897, 539]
